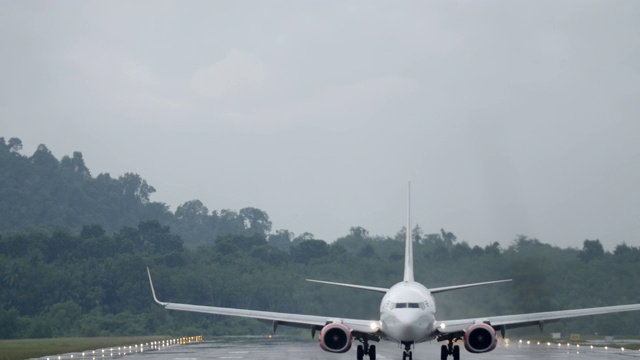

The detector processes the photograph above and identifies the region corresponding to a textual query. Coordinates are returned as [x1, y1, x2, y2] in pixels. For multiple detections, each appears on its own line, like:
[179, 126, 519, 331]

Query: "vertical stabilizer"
[404, 182, 414, 282]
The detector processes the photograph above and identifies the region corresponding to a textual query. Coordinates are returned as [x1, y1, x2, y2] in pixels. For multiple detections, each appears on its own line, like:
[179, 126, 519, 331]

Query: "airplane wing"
[437, 303, 640, 335]
[147, 268, 380, 335]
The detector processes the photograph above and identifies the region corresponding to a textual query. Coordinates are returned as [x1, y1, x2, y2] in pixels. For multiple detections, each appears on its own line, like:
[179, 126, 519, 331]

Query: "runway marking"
[220, 357, 243, 359]
[229, 351, 249, 354]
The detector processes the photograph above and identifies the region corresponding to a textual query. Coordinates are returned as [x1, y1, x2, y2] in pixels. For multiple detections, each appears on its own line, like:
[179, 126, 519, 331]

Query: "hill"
[0, 137, 272, 247]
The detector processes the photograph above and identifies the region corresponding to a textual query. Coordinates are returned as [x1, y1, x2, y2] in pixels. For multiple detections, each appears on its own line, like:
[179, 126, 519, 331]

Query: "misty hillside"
[0, 137, 274, 247]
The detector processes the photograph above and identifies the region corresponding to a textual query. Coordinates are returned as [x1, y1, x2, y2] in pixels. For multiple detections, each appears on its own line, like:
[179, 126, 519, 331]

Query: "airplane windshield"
[391, 302, 423, 309]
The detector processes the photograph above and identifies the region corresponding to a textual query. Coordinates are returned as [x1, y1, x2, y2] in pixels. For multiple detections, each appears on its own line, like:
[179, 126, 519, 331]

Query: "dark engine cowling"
[318, 323, 352, 353]
[464, 323, 497, 353]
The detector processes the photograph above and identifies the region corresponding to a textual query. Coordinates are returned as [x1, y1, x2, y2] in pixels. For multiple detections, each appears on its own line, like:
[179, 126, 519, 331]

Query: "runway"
[35, 337, 640, 360]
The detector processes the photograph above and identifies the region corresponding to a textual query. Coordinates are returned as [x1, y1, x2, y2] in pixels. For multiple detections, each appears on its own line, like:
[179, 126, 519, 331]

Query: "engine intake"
[464, 323, 497, 353]
[318, 323, 352, 353]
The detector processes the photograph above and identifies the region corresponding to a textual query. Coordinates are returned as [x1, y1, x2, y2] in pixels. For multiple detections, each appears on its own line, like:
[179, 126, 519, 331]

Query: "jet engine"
[463, 323, 497, 353]
[318, 323, 352, 353]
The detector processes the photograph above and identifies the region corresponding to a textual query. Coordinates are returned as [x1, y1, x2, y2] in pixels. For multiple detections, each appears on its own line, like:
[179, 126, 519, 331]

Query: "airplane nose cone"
[386, 311, 430, 342]
[395, 311, 417, 325]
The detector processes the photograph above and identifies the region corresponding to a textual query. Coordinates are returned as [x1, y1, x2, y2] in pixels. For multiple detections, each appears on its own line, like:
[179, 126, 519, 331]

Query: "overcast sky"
[1, 1, 639, 250]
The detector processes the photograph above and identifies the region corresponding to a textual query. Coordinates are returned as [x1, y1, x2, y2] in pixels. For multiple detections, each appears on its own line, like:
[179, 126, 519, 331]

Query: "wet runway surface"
[38, 337, 640, 360]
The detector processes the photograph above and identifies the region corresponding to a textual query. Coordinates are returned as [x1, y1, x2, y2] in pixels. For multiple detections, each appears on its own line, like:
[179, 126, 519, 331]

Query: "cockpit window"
[391, 302, 423, 309]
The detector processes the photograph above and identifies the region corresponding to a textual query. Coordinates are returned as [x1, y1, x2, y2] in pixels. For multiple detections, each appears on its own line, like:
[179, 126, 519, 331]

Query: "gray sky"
[2, 1, 639, 250]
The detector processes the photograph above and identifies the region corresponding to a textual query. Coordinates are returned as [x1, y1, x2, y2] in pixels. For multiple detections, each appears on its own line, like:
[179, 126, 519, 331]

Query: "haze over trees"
[1, 137, 639, 339]
[0, 137, 273, 247]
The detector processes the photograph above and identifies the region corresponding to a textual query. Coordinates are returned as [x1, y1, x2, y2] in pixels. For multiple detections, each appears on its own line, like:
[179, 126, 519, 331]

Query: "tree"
[60, 152, 91, 179]
[412, 225, 424, 243]
[175, 200, 209, 223]
[30, 144, 59, 170]
[47, 301, 82, 336]
[579, 239, 605, 262]
[137, 220, 183, 254]
[394, 226, 407, 242]
[268, 229, 294, 252]
[215, 209, 246, 235]
[358, 244, 377, 258]
[470, 245, 484, 257]
[0, 137, 23, 153]
[215, 233, 267, 255]
[484, 242, 501, 257]
[81, 224, 106, 239]
[0, 308, 20, 338]
[291, 232, 315, 246]
[452, 242, 472, 258]
[349, 226, 369, 239]
[239, 207, 272, 235]
[614, 243, 639, 259]
[440, 228, 457, 247]
[119, 173, 155, 204]
[44, 231, 81, 262]
[290, 239, 329, 264]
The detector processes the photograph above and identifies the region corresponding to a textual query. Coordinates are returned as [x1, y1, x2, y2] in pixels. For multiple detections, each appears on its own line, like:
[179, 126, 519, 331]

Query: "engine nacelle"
[464, 323, 497, 353]
[318, 323, 352, 353]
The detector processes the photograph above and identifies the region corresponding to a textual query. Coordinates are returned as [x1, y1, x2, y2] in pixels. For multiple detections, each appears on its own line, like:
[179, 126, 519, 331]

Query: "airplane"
[147, 186, 640, 360]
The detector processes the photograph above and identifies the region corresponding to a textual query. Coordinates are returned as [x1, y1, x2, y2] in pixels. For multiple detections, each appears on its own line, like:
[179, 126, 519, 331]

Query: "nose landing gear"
[401, 342, 413, 360]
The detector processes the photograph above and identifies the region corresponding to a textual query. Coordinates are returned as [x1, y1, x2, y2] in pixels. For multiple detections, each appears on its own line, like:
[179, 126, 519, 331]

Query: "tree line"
[2, 224, 640, 339]
[1, 137, 639, 340]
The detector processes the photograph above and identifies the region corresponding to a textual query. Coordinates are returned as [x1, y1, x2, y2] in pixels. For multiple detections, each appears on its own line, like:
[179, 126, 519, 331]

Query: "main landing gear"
[356, 340, 376, 360]
[356, 338, 461, 360]
[439, 339, 460, 360]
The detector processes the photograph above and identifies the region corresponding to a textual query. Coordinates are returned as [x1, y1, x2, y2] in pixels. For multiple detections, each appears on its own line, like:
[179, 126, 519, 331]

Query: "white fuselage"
[379, 281, 437, 344]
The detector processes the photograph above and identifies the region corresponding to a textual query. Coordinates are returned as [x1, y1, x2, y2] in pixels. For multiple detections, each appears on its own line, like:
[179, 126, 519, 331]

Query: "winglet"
[147, 267, 167, 306]
[404, 181, 414, 282]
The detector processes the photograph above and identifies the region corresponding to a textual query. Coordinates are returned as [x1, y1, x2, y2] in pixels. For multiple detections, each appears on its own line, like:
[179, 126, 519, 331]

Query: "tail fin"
[404, 182, 414, 282]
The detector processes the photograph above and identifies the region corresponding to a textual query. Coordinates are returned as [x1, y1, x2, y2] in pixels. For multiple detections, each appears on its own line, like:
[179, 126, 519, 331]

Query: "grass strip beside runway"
[0, 336, 169, 360]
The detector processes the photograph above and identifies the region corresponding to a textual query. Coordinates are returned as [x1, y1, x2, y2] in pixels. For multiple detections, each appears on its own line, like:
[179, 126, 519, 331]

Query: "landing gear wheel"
[369, 345, 376, 360]
[402, 351, 412, 360]
[401, 342, 413, 360]
[440, 345, 448, 360]
[357, 345, 364, 360]
[452, 345, 460, 360]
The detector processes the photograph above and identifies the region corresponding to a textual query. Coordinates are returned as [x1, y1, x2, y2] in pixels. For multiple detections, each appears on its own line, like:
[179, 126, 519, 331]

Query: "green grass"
[0, 336, 172, 360]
